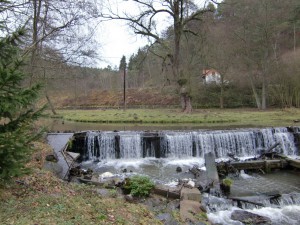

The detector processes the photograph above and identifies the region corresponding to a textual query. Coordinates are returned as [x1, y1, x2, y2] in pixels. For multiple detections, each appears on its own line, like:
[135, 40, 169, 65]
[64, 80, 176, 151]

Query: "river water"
[40, 118, 262, 132]
[45, 119, 300, 224]
[206, 170, 300, 225]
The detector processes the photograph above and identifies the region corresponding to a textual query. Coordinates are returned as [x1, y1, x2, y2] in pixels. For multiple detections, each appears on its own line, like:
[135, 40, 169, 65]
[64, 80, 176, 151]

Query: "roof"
[202, 69, 220, 76]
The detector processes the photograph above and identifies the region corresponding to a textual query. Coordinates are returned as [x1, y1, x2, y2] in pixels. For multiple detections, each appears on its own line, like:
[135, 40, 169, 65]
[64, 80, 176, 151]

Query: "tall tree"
[102, 0, 211, 113]
[119, 55, 127, 71]
[0, 28, 43, 180]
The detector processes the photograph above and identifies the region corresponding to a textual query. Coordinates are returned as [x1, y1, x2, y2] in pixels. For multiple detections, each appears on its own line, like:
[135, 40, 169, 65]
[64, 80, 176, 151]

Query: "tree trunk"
[249, 74, 262, 109]
[180, 94, 186, 111]
[184, 95, 192, 113]
[261, 75, 267, 110]
[180, 94, 192, 113]
[172, 1, 193, 113]
[294, 23, 296, 54]
[45, 92, 57, 115]
[220, 86, 224, 109]
[220, 75, 225, 109]
[30, 0, 42, 86]
[43, 68, 57, 115]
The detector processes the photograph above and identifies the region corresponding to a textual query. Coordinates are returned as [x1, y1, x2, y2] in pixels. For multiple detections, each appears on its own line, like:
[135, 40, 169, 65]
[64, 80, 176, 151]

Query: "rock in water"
[187, 180, 195, 188]
[231, 210, 271, 225]
[204, 152, 219, 183]
[99, 172, 114, 180]
[176, 166, 182, 172]
[45, 154, 58, 162]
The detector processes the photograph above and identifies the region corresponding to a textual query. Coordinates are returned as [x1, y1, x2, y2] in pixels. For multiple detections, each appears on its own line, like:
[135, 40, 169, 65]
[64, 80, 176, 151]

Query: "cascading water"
[164, 132, 194, 157]
[85, 131, 115, 160]
[206, 191, 300, 225]
[205, 169, 300, 225]
[78, 128, 300, 224]
[119, 132, 142, 158]
[82, 127, 298, 161]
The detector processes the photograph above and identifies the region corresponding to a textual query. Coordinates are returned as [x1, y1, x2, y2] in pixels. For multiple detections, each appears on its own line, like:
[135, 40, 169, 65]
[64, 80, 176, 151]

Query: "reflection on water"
[39, 118, 260, 132]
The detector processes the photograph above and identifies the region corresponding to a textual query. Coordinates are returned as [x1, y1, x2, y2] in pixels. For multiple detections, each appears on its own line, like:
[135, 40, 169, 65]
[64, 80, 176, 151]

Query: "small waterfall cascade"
[79, 127, 299, 161]
[204, 192, 300, 213]
[85, 131, 115, 160]
[193, 127, 297, 158]
[206, 193, 300, 225]
[119, 132, 142, 158]
[163, 132, 194, 157]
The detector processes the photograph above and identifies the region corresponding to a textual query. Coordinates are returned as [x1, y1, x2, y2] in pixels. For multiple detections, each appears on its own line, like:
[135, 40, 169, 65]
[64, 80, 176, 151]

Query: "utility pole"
[123, 64, 126, 111]
[119, 55, 127, 111]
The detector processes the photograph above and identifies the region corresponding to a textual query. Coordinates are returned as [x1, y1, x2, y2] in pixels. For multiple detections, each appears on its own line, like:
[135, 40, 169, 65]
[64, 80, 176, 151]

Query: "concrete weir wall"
[70, 131, 164, 161]
[69, 127, 300, 162]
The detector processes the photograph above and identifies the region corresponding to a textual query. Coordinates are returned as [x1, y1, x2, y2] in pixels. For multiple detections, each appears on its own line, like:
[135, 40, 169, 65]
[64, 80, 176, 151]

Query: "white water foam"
[208, 205, 300, 225]
[84, 127, 298, 161]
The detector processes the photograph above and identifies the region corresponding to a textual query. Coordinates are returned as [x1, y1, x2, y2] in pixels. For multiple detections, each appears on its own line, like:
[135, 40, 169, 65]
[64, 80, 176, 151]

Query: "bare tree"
[101, 0, 211, 113]
[1, 0, 103, 114]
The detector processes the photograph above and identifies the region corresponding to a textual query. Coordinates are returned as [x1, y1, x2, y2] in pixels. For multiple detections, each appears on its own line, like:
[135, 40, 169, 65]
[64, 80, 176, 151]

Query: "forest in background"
[2, 0, 300, 112]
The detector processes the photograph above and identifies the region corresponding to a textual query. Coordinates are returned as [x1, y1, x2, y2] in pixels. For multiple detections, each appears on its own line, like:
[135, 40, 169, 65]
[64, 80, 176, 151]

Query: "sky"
[98, 18, 149, 69]
[97, 0, 218, 69]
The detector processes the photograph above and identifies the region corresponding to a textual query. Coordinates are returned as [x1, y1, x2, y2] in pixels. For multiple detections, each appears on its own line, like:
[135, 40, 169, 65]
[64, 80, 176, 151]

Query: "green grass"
[0, 170, 161, 225]
[49, 108, 300, 127]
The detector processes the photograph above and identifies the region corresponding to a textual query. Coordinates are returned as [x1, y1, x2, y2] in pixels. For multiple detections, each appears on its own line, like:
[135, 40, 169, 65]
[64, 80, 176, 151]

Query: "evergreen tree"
[119, 55, 127, 71]
[0, 28, 43, 181]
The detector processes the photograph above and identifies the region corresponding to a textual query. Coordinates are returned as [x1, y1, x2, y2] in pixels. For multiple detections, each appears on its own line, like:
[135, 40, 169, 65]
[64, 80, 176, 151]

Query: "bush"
[222, 178, 233, 187]
[124, 175, 155, 197]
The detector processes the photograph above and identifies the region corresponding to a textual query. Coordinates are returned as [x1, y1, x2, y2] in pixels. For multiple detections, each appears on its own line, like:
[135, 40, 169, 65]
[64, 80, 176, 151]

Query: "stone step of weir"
[180, 200, 202, 223]
[181, 187, 202, 202]
[286, 158, 300, 169]
[180, 187, 210, 224]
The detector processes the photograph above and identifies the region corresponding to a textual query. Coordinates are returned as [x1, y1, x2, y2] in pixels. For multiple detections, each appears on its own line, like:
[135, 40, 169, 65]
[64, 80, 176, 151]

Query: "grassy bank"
[0, 142, 162, 225]
[50, 108, 300, 127]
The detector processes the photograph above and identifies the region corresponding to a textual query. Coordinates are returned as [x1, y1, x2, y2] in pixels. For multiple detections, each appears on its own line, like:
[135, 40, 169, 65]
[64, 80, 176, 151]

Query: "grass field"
[49, 108, 300, 127]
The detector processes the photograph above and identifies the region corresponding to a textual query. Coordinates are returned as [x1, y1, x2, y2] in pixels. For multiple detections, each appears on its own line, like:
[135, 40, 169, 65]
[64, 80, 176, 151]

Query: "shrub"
[124, 175, 155, 197]
[222, 178, 233, 187]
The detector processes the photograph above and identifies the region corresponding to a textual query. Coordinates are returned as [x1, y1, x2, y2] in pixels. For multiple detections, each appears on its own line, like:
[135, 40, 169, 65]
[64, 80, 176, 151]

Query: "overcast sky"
[97, 0, 217, 69]
[98, 18, 148, 69]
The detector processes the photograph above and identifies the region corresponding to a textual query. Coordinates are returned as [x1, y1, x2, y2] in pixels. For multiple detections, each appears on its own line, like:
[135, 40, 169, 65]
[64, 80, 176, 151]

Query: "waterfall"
[85, 131, 115, 160]
[81, 127, 299, 161]
[164, 132, 194, 157]
[193, 130, 258, 158]
[119, 132, 142, 158]
[193, 127, 297, 158]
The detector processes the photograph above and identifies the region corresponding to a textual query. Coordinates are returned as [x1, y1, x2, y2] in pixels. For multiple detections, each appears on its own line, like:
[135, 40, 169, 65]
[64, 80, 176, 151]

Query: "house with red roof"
[202, 69, 221, 84]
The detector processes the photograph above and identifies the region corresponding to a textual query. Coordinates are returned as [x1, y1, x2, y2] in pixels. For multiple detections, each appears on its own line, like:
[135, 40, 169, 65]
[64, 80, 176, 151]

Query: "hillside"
[42, 88, 178, 109]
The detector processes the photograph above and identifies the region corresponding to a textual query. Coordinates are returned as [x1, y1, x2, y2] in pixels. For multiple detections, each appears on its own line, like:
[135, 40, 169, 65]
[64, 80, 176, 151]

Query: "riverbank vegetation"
[0, 0, 296, 114]
[50, 108, 300, 127]
[0, 142, 161, 224]
[1, 0, 299, 224]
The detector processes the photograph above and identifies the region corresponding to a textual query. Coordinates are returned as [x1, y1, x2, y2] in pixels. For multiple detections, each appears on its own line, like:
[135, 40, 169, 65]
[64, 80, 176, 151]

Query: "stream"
[47, 125, 300, 224]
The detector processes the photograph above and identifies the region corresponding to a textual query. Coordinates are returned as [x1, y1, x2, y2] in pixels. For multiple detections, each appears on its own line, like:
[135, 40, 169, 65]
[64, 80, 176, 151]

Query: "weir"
[70, 127, 300, 161]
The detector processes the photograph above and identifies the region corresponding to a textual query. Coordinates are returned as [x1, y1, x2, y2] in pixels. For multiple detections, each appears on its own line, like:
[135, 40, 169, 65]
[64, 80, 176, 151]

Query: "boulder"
[99, 172, 114, 180]
[231, 210, 271, 225]
[176, 166, 182, 172]
[181, 187, 201, 202]
[45, 154, 58, 162]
